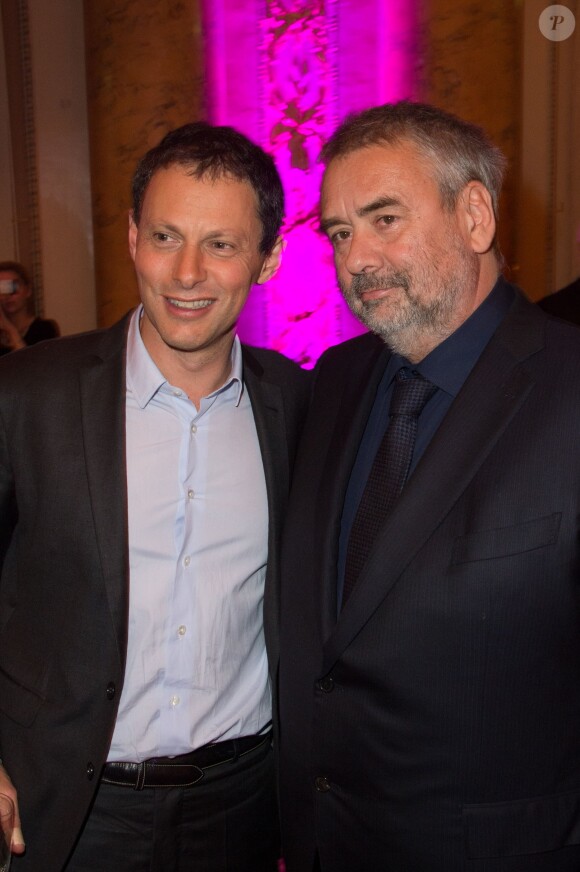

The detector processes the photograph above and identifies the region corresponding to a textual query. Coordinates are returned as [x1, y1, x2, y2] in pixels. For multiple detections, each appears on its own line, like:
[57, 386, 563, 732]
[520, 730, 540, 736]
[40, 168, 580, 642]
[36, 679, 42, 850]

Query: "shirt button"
[183, 556, 191, 567]
[187, 489, 194, 500]
[172, 389, 182, 397]
[178, 625, 187, 637]
[86, 762, 95, 780]
[314, 776, 330, 793]
[190, 423, 197, 434]
[106, 682, 116, 700]
[170, 695, 180, 707]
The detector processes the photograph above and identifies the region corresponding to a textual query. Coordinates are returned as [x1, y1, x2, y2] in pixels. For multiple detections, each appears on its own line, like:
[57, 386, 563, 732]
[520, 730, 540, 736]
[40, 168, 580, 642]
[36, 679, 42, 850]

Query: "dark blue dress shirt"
[337, 277, 516, 606]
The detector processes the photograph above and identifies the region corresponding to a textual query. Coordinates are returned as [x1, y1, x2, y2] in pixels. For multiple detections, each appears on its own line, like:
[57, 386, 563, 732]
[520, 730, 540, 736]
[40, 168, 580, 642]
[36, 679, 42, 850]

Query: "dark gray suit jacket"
[279, 288, 580, 872]
[0, 313, 309, 871]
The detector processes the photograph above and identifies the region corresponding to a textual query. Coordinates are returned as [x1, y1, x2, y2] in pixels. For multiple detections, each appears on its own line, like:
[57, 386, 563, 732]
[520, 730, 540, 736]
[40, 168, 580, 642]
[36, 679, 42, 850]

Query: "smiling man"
[278, 102, 580, 871]
[0, 123, 309, 871]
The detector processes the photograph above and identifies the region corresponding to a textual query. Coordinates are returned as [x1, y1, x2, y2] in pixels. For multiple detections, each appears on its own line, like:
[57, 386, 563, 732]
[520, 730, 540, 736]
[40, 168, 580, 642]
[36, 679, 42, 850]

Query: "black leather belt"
[101, 731, 271, 790]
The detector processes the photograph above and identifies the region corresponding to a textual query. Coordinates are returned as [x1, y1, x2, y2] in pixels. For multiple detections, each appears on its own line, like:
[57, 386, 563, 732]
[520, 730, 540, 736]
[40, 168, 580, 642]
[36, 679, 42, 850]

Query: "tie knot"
[390, 369, 436, 418]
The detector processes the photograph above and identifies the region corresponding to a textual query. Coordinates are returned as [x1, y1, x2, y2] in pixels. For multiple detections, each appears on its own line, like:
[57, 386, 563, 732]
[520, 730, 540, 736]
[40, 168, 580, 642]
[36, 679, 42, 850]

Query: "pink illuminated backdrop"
[203, 0, 418, 366]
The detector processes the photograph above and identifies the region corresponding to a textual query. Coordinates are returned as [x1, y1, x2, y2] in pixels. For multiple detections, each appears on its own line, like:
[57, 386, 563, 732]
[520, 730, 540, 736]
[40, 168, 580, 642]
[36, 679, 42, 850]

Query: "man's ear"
[459, 182, 496, 255]
[256, 237, 285, 285]
[128, 210, 138, 261]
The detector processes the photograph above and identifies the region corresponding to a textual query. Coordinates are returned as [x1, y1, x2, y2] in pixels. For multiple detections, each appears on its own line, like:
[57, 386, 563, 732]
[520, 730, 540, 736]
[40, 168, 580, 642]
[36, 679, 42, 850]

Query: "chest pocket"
[451, 512, 561, 565]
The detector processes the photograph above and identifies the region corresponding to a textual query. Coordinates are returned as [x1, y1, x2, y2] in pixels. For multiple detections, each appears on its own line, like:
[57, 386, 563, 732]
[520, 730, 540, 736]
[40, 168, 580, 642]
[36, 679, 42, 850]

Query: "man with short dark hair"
[0, 122, 309, 871]
[278, 102, 580, 871]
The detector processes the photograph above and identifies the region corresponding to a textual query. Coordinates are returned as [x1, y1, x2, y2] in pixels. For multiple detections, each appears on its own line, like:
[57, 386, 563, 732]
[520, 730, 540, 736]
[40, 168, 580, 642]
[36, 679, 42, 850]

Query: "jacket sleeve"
[0, 405, 16, 578]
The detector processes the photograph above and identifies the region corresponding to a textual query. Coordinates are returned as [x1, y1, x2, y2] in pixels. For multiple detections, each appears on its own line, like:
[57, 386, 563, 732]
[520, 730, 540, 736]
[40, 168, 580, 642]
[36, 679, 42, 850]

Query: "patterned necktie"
[342, 369, 437, 606]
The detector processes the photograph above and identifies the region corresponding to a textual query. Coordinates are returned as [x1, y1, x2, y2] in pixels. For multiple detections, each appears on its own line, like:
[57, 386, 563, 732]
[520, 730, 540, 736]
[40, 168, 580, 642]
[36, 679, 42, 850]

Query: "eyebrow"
[319, 196, 403, 234]
[146, 220, 181, 234]
[358, 196, 402, 216]
[148, 221, 244, 240]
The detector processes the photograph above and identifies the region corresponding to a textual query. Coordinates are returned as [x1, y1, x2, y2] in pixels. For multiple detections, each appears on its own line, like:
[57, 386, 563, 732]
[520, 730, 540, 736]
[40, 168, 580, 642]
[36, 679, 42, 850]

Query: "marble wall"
[84, 0, 204, 325]
[416, 0, 521, 277]
[85, 0, 580, 325]
[6, 1, 574, 332]
[84, 0, 523, 329]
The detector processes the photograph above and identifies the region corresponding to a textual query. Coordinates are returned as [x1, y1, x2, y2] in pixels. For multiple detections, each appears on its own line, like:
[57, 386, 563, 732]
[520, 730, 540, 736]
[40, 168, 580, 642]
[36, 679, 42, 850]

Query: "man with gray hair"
[278, 101, 580, 871]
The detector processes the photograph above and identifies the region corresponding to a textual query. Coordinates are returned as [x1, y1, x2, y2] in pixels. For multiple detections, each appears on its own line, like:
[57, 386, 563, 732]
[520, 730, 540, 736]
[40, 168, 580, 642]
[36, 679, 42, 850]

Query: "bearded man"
[278, 101, 580, 872]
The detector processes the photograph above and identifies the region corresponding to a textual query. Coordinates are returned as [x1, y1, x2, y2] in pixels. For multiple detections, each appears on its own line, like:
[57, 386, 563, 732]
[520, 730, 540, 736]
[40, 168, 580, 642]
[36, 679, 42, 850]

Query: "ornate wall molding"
[517, 0, 579, 298]
[1, 0, 44, 312]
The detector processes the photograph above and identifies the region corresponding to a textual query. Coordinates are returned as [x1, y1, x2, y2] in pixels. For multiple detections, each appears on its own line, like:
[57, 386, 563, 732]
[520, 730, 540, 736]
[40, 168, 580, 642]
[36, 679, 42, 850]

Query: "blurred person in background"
[0, 261, 59, 354]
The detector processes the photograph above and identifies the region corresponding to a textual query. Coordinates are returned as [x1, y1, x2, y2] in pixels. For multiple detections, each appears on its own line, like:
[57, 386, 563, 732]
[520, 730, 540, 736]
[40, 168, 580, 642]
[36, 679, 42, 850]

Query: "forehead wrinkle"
[143, 210, 254, 243]
[357, 196, 403, 218]
[145, 218, 181, 232]
[319, 195, 404, 235]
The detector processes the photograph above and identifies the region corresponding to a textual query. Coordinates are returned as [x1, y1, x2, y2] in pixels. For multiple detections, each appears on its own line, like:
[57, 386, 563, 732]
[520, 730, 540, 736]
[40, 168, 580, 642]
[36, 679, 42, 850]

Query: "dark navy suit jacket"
[0, 313, 309, 871]
[279, 287, 580, 872]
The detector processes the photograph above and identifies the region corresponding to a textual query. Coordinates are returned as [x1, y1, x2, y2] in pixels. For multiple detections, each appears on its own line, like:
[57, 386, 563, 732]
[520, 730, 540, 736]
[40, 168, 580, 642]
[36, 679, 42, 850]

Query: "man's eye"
[330, 230, 350, 245]
[211, 241, 233, 250]
[378, 215, 397, 225]
[153, 232, 172, 242]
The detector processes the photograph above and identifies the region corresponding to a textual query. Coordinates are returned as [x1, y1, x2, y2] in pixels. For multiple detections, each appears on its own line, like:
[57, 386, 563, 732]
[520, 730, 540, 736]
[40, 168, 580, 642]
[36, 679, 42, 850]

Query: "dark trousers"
[65, 741, 279, 871]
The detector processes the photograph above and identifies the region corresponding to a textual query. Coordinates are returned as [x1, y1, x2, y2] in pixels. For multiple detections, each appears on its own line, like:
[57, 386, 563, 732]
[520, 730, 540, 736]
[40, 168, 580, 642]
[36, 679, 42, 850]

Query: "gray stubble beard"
[339, 251, 479, 360]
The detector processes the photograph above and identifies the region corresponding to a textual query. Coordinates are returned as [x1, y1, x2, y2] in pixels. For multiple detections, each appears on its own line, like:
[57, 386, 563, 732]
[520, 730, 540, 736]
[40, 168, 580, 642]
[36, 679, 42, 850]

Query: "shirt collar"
[388, 276, 515, 398]
[126, 305, 244, 408]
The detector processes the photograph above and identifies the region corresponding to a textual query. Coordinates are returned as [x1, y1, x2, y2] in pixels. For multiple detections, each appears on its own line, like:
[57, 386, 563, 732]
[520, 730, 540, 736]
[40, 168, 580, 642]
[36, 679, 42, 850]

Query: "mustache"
[349, 270, 410, 296]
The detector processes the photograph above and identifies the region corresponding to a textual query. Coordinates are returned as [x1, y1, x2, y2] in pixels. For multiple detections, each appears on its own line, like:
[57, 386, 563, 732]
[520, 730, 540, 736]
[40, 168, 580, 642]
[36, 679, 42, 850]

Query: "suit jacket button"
[86, 762, 95, 780]
[314, 776, 330, 793]
[106, 682, 116, 700]
[316, 676, 334, 693]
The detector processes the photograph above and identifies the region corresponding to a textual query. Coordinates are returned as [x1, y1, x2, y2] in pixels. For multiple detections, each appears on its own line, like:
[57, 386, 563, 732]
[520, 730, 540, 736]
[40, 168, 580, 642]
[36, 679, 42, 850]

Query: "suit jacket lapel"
[243, 348, 289, 669]
[322, 296, 545, 673]
[315, 337, 389, 636]
[78, 317, 130, 666]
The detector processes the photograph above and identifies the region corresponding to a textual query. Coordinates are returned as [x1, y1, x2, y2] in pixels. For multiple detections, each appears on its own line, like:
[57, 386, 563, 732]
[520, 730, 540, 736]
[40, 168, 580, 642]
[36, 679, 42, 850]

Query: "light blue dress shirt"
[108, 308, 270, 762]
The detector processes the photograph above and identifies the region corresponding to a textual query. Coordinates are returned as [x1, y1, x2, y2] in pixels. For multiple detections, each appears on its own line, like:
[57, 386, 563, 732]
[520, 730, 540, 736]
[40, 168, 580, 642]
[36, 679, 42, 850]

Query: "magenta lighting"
[203, 0, 418, 367]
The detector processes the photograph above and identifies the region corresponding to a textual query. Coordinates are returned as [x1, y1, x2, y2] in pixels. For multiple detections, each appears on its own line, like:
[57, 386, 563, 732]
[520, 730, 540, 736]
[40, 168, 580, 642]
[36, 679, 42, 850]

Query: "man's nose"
[343, 229, 383, 275]
[173, 245, 206, 287]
